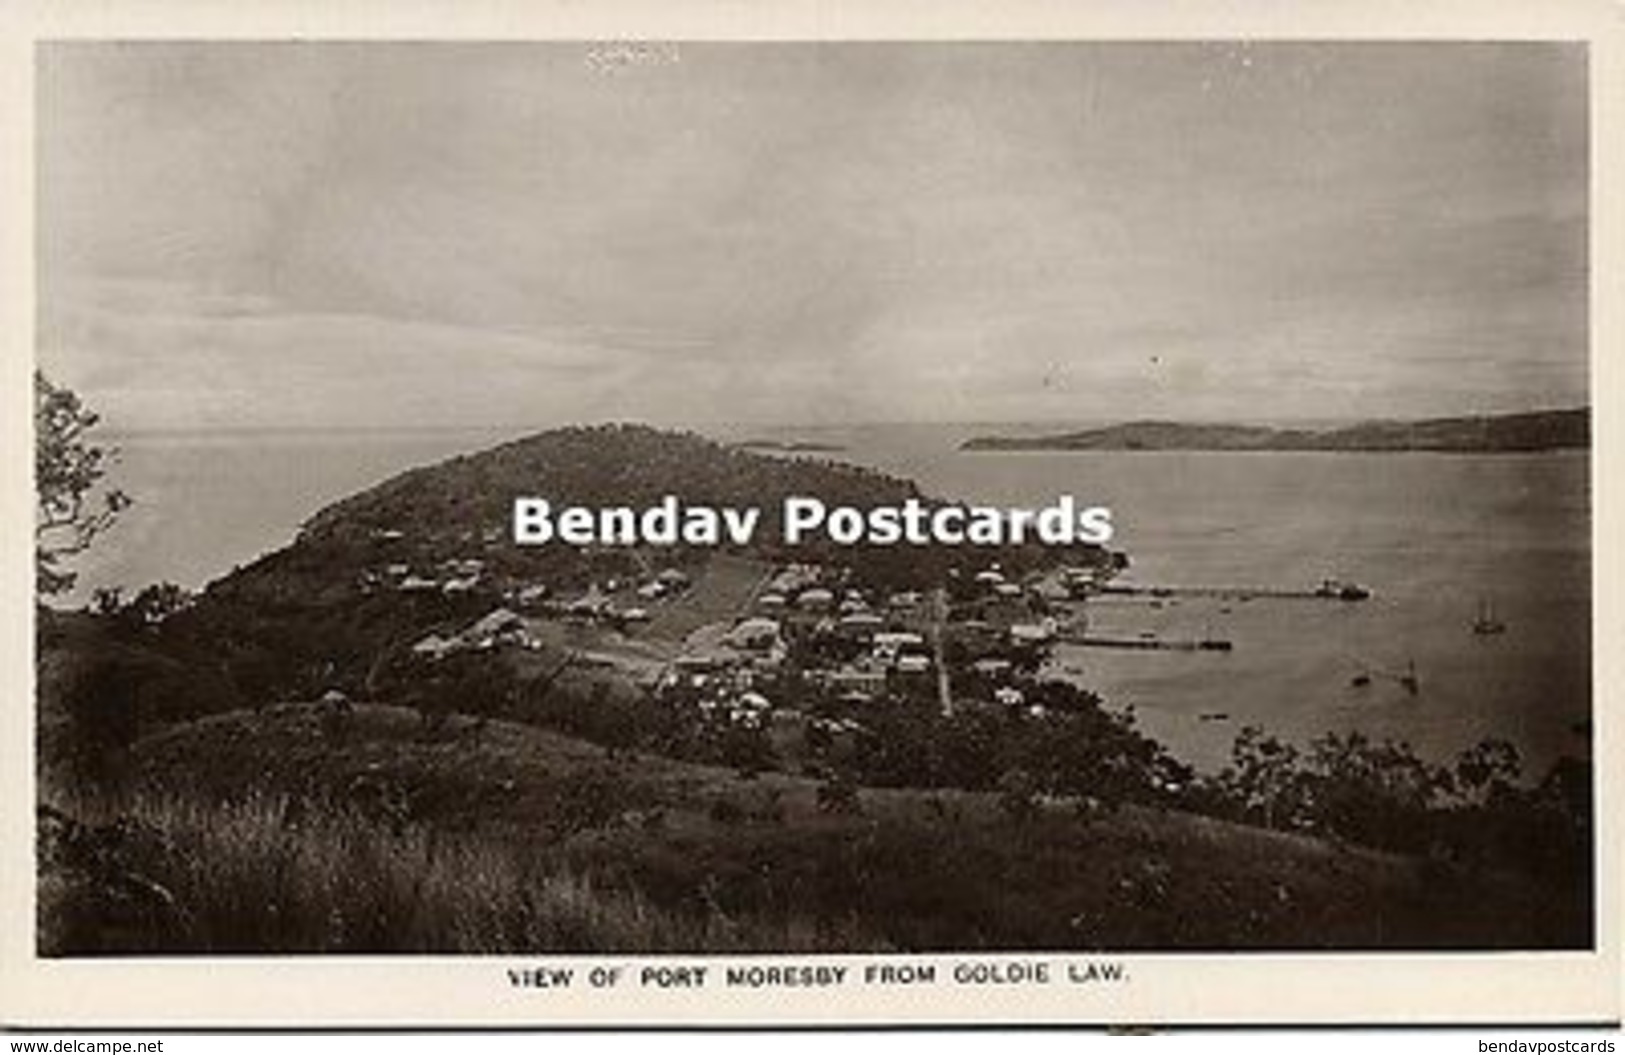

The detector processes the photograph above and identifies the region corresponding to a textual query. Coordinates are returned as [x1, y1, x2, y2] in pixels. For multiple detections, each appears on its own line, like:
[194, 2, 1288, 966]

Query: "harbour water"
[64, 423, 1592, 778]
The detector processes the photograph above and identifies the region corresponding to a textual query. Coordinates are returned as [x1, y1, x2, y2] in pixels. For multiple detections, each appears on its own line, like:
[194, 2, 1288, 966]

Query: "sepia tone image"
[34, 41, 1592, 957]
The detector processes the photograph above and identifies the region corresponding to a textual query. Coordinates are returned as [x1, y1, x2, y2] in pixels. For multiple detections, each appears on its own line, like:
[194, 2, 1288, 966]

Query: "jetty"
[1058, 632, 1234, 653]
[1093, 578, 1371, 602]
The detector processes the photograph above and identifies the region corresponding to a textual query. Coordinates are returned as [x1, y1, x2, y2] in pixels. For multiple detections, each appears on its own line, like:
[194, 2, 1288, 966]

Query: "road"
[930, 587, 953, 717]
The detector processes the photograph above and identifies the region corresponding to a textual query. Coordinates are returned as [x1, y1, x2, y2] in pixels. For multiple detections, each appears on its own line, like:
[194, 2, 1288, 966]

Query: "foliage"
[840, 681, 1181, 812]
[35, 372, 130, 596]
[97, 582, 194, 637]
[815, 772, 860, 814]
[996, 767, 1039, 823]
[1202, 724, 1589, 877]
[1452, 738, 1521, 807]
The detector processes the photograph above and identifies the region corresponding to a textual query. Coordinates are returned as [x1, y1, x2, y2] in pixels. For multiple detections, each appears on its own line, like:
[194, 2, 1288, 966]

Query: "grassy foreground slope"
[40, 702, 1584, 954]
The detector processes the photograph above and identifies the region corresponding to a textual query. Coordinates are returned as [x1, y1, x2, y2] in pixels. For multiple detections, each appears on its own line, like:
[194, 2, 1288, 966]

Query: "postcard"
[2, 0, 1619, 1029]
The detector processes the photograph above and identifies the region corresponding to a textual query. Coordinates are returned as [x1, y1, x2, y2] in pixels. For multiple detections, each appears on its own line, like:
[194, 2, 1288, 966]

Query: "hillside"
[39, 422, 1588, 955]
[305, 424, 911, 542]
[961, 408, 1589, 453]
[39, 703, 1587, 953]
[204, 423, 1101, 612]
[150, 423, 1117, 728]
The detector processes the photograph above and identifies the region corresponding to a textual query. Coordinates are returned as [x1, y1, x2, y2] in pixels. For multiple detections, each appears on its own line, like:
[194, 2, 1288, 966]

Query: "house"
[412, 633, 460, 661]
[399, 575, 439, 592]
[796, 587, 835, 612]
[947, 620, 1003, 651]
[674, 651, 732, 673]
[769, 565, 819, 595]
[1009, 620, 1057, 645]
[567, 583, 612, 617]
[769, 707, 806, 728]
[971, 657, 1013, 679]
[894, 654, 931, 675]
[838, 611, 883, 635]
[995, 686, 1025, 708]
[464, 607, 527, 646]
[725, 617, 782, 651]
[826, 665, 887, 695]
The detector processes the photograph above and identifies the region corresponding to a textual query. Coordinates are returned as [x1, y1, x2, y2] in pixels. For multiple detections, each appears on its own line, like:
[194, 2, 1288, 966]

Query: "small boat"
[1350, 672, 1371, 688]
[1473, 597, 1506, 636]
[1399, 659, 1420, 696]
[1198, 622, 1232, 651]
[1316, 578, 1372, 601]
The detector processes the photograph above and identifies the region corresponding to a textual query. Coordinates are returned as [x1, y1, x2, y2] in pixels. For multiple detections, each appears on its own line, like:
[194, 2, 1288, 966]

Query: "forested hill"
[302, 423, 921, 545]
[961, 408, 1590, 453]
[210, 423, 1111, 614]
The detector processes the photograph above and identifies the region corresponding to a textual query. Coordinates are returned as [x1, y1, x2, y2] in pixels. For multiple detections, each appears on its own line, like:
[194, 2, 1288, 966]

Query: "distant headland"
[961, 408, 1589, 454]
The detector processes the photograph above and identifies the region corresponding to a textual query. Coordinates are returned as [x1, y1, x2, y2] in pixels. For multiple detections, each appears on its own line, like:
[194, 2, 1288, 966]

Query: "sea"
[65, 422, 1593, 778]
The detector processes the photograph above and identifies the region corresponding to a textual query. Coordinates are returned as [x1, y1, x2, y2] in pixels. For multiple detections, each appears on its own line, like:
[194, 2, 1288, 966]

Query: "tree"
[1453, 738, 1522, 807]
[997, 766, 1040, 824]
[35, 372, 130, 596]
[100, 582, 192, 636]
[1223, 725, 1307, 830]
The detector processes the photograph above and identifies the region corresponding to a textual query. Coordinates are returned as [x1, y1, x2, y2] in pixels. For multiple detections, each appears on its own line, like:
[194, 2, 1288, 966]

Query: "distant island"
[733, 438, 848, 454]
[961, 407, 1589, 454]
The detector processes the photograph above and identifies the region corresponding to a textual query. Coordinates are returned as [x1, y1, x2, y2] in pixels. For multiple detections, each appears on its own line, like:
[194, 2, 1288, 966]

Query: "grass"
[38, 702, 1590, 954]
[39, 785, 841, 955]
[646, 553, 771, 642]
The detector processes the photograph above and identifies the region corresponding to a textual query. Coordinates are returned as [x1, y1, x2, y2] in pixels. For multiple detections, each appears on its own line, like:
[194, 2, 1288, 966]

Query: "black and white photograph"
[9, 4, 1620, 1029]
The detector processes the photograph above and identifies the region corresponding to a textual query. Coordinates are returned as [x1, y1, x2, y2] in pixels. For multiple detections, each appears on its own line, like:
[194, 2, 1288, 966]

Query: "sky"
[37, 42, 1588, 431]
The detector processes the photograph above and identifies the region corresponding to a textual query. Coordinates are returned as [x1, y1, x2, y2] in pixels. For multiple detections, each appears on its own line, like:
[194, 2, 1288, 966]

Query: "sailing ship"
[1399, 658, 1419, 696]
[1472, 597, 1506, 636]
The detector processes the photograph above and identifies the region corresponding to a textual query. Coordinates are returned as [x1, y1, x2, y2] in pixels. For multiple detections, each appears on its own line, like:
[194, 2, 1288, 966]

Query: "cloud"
[38, 42, 1589, 428]
[40, 278, 665, 430]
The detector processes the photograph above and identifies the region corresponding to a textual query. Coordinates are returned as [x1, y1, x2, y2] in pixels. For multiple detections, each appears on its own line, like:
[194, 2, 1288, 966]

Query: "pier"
[1093, 579, 1370, 602]
[1057, 632, 1234, 653]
